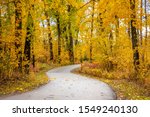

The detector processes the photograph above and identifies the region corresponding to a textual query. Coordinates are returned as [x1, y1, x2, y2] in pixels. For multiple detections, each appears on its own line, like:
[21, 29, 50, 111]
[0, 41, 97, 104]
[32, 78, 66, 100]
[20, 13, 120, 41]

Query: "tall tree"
[56, 12, 61, 63]
[144, 0, 148, 40]
[43, 0, 54, 62]
[140, 0, 143, 43]
[14, 0, 23, 72]
[0, 2, 2, 68]
[130, 0, 140, 71]
[0, 3, 2, 52]
[115, 15, 119, 39]
[89, 0, 95, 63]
[24, 4, 34, 74]
[144, 0, 148, 63]
[68, 5, 74, 63]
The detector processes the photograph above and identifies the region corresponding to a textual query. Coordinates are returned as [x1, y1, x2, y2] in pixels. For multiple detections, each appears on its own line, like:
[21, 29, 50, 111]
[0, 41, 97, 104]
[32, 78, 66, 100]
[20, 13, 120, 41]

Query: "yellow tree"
[14, 0, 23, 72]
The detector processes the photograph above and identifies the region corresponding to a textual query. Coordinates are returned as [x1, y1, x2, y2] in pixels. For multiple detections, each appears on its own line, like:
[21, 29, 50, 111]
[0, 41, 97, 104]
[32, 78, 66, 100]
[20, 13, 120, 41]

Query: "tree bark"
[62, 26, 69, 51]
[68, 5, 74, 63]
[144, 0, 148, 40]
[140, 0, 143, 44]
[24, 12, 33, 74]
[115, 15, 119, 39]
[89, 0, 95, 63]
[45, 12, 53, 61]
[14, 0, 23, 72]
[144, 0, 148, 63]
[43, 0, 54, 62]
[130, 0, 140, 71]
[0, 4, 2, 52]
[56, 13, 61, 63]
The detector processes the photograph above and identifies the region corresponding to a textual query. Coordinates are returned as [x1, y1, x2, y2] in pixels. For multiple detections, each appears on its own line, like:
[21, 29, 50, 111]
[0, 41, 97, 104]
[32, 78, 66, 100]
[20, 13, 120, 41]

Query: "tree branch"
[77, 0, 93, 11]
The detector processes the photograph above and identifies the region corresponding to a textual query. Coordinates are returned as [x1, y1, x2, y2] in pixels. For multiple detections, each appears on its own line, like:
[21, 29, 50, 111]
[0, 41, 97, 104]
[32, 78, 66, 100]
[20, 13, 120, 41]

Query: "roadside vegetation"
[0, 63, 58, 96]
[73, 63, 150, 100]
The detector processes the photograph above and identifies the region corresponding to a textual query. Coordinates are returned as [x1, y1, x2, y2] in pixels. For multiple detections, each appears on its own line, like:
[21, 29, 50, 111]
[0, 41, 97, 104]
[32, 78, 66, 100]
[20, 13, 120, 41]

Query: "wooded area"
[0, 0, 150, 97]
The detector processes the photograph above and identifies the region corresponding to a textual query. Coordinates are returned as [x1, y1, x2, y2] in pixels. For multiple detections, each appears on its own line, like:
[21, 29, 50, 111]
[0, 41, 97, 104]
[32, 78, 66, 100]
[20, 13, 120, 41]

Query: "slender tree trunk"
[109, 30, 113, 53]
[68, 20, 74, 63]
[130, 0, 140, 71]
[140, 0, 144, 64]
[62, 26, 69, 51]
[144, 0, 148, 63]
[68, 5, 74, 63]
[0, 5, 2, 52]
[41, 21, 47, 50]
[43, 0, 54, 62]
[0, 4, 2, 67]
[140, 0, 143, 44]
[89, 0, 95, 63]
[14, 0, 23, 72]
[45, 12, 53, 61]
[24, 12, 33, 74]
[31, 3, 35, 69]
[128, 22, 131, 38]
[56, 13, 61, 63]
[144, 0, 148, 40]
[75, 29, 79, 46]
[0, 2, 2, 78]
[115, 15, 119, 39]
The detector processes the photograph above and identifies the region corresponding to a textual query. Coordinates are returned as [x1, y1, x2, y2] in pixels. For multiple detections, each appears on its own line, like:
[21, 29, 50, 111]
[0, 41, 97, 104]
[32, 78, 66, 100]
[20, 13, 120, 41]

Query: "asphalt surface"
[0, 64, 116, 100]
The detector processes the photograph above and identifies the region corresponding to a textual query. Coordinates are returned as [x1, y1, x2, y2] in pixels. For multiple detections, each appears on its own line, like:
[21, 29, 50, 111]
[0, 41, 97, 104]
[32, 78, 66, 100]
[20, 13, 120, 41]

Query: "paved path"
[0, 65, 116, 100]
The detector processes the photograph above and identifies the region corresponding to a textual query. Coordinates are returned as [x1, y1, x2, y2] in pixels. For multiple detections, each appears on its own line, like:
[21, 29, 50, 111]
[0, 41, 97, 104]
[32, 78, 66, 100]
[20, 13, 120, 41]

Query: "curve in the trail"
[0, 65, 116, 100]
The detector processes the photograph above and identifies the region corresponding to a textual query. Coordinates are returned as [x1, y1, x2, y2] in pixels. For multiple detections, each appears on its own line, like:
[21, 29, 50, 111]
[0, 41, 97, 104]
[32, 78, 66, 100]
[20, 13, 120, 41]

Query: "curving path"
[0, 65, 116, 100]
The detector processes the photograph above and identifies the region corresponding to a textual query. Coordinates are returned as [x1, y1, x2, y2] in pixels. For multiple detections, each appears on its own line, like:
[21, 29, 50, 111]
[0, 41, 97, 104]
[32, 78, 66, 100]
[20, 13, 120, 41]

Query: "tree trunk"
[115, 15, 119, 39]
[140, 0, 143, 44]
[68, 5, 74, 63]
[43, 0, 54, 62]
[89, 0, 95, 63]
[144, 0, 148, 40]
[128, 22, 131, 38]
[0, 4, 2, 68]
[0, 5, 2, 52]
[56, 13, 61, 63]
[45, 12, 53, 61]
[14, 0, 23, 72]
[62, 26, 69, 51]
[130, 0, 140, 71]
[24, 12, 33, 74]
[144, 0, 148, 63]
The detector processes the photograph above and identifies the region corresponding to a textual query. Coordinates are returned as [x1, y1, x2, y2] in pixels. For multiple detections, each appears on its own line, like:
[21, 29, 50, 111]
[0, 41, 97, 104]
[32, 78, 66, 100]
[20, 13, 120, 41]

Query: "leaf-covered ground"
[0, 63, 59, 96]
[73, 67, 150, 100]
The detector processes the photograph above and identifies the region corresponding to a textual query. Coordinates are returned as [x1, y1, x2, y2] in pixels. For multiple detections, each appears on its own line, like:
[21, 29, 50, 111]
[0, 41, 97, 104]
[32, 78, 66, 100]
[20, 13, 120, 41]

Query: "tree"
[56, 12, 61, 63]
[14, 0, 23, 72]
[144, 0, 148, 63]
[43, 0, 54, 62]
[130, 0, 140, 71]
[24, 3, 34, 74]
[140, 0, 143, 43]
[144, 0, 148, 40]
[0, 2, 2, 76]
[89, 0, 95, 63]
[67, 5, 74, 63]
[0, 2, 2, 53]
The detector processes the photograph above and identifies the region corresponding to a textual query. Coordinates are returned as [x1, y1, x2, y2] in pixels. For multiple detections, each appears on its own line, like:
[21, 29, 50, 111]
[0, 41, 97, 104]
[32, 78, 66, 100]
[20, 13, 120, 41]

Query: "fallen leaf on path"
[49, 78, 56, 81]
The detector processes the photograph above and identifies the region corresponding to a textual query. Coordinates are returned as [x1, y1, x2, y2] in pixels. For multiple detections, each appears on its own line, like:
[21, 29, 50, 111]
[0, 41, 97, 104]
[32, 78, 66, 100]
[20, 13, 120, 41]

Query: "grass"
[72, 66, 150, 100]
[0, 63, 59, 96]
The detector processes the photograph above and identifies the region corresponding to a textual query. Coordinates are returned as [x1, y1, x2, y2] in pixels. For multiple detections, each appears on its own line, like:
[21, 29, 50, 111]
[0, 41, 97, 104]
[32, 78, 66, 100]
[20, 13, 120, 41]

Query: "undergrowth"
[73, 63, 150, 100]
[0, 63, 59, 96]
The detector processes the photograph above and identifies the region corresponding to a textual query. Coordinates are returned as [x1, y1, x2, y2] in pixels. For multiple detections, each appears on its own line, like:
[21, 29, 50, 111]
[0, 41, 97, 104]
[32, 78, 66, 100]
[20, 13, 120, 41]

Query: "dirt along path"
[0, 65, 116, 100]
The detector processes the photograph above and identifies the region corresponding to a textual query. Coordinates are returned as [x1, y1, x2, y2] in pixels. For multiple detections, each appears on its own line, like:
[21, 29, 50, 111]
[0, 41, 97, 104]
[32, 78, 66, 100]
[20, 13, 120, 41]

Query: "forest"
[0, 0, 150, 99]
